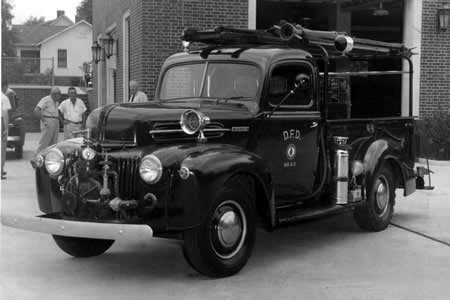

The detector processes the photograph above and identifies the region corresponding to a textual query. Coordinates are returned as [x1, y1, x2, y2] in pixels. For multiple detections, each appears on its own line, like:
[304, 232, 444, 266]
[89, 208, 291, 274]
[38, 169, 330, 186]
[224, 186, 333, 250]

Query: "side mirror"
[295, 73, 311, 90]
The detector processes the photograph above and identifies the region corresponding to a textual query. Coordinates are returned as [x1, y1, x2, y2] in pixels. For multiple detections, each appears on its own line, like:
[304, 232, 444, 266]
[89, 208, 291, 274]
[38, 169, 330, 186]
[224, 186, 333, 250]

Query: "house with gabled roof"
[12, 10, 93, 86]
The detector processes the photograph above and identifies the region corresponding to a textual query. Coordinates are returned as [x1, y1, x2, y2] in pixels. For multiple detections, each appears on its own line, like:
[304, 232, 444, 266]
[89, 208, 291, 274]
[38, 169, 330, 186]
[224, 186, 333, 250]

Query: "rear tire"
[183, 176, 256, 277]
[52, 235, 115, 257]
[354, 165, 395, 231]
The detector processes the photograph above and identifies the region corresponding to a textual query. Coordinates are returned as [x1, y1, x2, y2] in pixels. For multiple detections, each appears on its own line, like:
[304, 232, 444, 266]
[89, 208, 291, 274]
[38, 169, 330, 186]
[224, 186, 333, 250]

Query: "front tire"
[183, 176, 256, 277]
[52, 235, 115, 257]
[354, 165, 395, 231]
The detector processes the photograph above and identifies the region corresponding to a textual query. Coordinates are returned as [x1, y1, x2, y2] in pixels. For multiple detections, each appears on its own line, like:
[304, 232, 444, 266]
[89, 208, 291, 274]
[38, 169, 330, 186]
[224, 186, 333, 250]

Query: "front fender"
[154, 144, 272, 231]
[36, 139, 85, 213]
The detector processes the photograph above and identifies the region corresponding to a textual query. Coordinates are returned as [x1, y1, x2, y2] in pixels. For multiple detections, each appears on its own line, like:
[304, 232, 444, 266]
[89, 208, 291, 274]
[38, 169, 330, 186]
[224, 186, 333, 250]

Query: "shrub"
[423, 105, 450, 160]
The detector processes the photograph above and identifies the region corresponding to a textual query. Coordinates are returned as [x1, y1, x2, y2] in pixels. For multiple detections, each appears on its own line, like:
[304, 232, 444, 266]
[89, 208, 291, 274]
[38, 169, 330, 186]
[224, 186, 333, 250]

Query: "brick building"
[92, 0, 247, 107]
[419, 0, 450, 117]
[92, 0, 450, 118]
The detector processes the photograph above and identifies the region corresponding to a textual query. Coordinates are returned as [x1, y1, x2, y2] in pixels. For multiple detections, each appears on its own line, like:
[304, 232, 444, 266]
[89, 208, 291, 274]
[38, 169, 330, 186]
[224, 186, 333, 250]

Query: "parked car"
[6, 91, 25, 159]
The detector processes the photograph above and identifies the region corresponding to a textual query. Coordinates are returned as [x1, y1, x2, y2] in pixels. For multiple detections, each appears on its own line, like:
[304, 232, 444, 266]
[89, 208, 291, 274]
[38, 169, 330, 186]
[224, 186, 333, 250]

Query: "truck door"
[255, 62, 320, 206]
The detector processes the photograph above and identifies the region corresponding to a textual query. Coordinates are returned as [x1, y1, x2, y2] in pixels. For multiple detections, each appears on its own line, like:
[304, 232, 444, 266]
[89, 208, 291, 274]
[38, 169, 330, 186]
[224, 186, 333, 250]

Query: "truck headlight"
[44, 148, 64, 176]
[180, 109, 210, 135]
[139, 154, 162, 184]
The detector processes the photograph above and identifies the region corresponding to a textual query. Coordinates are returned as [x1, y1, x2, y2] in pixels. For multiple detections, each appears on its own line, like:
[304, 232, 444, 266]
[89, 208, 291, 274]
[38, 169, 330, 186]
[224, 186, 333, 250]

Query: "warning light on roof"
[334, 35, 354, 54]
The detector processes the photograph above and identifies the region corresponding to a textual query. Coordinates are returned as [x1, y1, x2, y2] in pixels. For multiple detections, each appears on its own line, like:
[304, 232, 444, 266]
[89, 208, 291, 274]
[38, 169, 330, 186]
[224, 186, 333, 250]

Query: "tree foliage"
[424, 105, 450, 160]
[76, 0, 92, 24]
[2, 0, 16, 56]
[23, 16, 45, 25]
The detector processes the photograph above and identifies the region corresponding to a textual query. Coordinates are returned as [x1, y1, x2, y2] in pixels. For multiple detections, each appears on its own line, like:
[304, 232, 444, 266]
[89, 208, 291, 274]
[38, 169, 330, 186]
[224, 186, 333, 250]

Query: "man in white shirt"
[129, 80, 148, 102]
[34, 87, 62, 155]
[1, 79, 12, 179]
[59, 87, 87, 140]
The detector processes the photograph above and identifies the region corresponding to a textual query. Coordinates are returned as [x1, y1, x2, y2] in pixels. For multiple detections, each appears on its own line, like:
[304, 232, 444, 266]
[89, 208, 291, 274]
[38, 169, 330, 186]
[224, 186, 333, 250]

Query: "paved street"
[1, 133, 449, 299]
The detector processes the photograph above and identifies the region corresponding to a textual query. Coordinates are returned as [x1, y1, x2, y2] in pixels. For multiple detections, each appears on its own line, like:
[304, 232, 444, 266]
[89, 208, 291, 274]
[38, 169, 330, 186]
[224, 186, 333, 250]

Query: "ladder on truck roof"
[181, 21, 415, 118]
[181, 21, 413, 58]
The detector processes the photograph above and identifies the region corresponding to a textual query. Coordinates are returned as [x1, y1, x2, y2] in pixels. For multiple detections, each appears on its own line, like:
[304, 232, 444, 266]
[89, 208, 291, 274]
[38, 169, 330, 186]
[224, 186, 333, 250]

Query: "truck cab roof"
[163, 46, 314, 70]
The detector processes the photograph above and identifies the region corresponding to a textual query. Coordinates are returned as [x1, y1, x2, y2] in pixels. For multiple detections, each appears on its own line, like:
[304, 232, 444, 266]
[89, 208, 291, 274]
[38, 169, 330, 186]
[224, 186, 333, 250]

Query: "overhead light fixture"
[437, 5, 450, 32]
[373, 2, 389, 17]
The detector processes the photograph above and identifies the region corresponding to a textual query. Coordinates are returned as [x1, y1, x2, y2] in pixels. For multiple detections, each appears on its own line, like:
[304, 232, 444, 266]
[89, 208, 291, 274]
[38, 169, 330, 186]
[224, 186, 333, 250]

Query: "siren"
[334, 35, 354, 53]
[279, 23, 298, 41]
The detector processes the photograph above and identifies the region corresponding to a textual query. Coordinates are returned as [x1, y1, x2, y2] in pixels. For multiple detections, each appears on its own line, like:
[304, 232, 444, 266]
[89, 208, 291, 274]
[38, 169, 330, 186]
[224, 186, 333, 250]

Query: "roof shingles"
[12, 25, 67, 46]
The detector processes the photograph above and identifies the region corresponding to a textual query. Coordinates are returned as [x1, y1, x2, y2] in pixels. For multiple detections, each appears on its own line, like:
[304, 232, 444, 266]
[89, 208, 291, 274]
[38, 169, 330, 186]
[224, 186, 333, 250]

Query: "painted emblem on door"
[283, 129, 301, 141]
[284, 144, 297, 168]
[286, 144, 296, 160]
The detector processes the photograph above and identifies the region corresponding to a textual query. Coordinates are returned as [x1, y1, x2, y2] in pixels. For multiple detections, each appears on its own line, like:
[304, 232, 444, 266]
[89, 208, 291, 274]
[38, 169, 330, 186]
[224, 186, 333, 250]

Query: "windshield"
[159, 62, 261, 101]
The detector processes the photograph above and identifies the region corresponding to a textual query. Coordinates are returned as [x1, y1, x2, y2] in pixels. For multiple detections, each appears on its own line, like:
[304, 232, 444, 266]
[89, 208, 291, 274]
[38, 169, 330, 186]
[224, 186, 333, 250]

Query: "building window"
[58, 49, 67, 68]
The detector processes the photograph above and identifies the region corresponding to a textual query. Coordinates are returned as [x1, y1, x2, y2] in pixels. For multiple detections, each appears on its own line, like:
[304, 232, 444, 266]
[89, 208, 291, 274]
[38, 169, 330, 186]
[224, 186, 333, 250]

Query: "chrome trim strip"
[149, 128, 231, 134]
[150, 129, 184, 134]
[99, 141, 137, 147]
[321, 71, 408, 77]
[204, 128, 231, 132]
[1, 213, 153, 241]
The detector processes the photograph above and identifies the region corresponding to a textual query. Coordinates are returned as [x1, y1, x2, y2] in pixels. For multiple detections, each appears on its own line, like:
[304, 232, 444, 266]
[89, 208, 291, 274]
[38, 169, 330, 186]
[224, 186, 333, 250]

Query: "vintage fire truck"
[2, 22, 433, 277]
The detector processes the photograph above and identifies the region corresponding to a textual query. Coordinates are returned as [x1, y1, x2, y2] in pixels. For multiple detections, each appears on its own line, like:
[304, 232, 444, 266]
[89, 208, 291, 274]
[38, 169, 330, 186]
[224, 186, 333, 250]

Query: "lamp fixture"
[437, 5, 450, 32]
[101, 34, 115, 58]
[91, 35, 116, 64]
[373, 2, 389, 17]
[91, 41, 102, 64]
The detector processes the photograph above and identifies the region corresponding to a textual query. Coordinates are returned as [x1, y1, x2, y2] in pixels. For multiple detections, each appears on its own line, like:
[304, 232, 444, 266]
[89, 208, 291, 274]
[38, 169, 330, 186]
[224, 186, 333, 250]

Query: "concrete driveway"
[1, 133, 449, 299]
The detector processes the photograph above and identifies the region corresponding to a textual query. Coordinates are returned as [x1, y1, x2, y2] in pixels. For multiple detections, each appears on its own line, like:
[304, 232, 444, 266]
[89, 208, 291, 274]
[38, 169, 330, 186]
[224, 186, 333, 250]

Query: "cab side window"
[266, 64, 314, 110]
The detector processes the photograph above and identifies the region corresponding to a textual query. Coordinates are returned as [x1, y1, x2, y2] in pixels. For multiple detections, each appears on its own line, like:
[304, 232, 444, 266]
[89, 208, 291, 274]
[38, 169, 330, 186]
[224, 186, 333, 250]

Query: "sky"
[10, 0, 82, 24]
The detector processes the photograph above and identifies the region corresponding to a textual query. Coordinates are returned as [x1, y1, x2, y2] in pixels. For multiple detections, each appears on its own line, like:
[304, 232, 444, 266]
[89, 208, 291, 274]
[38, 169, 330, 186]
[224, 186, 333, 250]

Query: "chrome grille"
[114, 157, 140, 200]
[151, 122, 226, 142]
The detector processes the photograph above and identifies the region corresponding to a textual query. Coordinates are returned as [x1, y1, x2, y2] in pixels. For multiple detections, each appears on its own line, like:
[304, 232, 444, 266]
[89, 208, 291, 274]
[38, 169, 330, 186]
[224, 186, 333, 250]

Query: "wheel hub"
[375, 176, 389, 215]
[210, 200, 247, 259]
[217, 211, 242, 247]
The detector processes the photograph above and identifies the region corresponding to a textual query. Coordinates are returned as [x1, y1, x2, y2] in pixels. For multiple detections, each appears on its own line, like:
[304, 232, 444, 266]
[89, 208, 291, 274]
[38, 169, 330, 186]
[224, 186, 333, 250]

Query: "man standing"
[1, 79, 12, 179]
[34, 87, 62, 155]
[5, 86, 18, 113]
[129, 80, 148, 102]
[58, 87, 87, 140]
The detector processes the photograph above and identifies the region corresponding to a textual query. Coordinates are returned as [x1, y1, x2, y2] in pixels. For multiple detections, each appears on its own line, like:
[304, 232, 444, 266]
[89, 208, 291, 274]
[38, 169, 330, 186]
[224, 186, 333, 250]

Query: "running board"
[277, 202, 364, 225]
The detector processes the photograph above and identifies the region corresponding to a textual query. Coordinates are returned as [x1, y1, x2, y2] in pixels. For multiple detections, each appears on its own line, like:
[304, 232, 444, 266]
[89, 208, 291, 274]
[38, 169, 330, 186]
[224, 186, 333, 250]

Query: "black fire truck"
[2, 22, 433, 277]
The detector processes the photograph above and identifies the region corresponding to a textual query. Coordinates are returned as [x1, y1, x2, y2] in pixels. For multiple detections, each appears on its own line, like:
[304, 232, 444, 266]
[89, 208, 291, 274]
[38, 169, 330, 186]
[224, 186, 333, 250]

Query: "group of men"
[34, 80, 147, 154]
[34, 86, 87, 155]
[0, 80, 148, 179]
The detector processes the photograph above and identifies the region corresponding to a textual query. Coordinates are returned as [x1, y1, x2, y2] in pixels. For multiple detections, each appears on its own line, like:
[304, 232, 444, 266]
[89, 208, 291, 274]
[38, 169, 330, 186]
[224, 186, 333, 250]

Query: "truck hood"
[94, 100, 257, 145]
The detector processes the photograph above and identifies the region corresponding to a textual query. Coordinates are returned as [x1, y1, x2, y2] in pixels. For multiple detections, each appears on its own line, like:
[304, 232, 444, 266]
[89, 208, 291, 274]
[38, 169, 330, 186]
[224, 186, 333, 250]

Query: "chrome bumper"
[1, 213, 153, 241]
[7, 136, 21, 142]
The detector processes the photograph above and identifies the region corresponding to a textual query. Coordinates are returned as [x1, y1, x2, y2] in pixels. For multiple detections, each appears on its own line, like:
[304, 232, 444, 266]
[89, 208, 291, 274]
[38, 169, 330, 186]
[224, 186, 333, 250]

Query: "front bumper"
[7, 136, 21, 142]
[1, 213, 153, 241]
